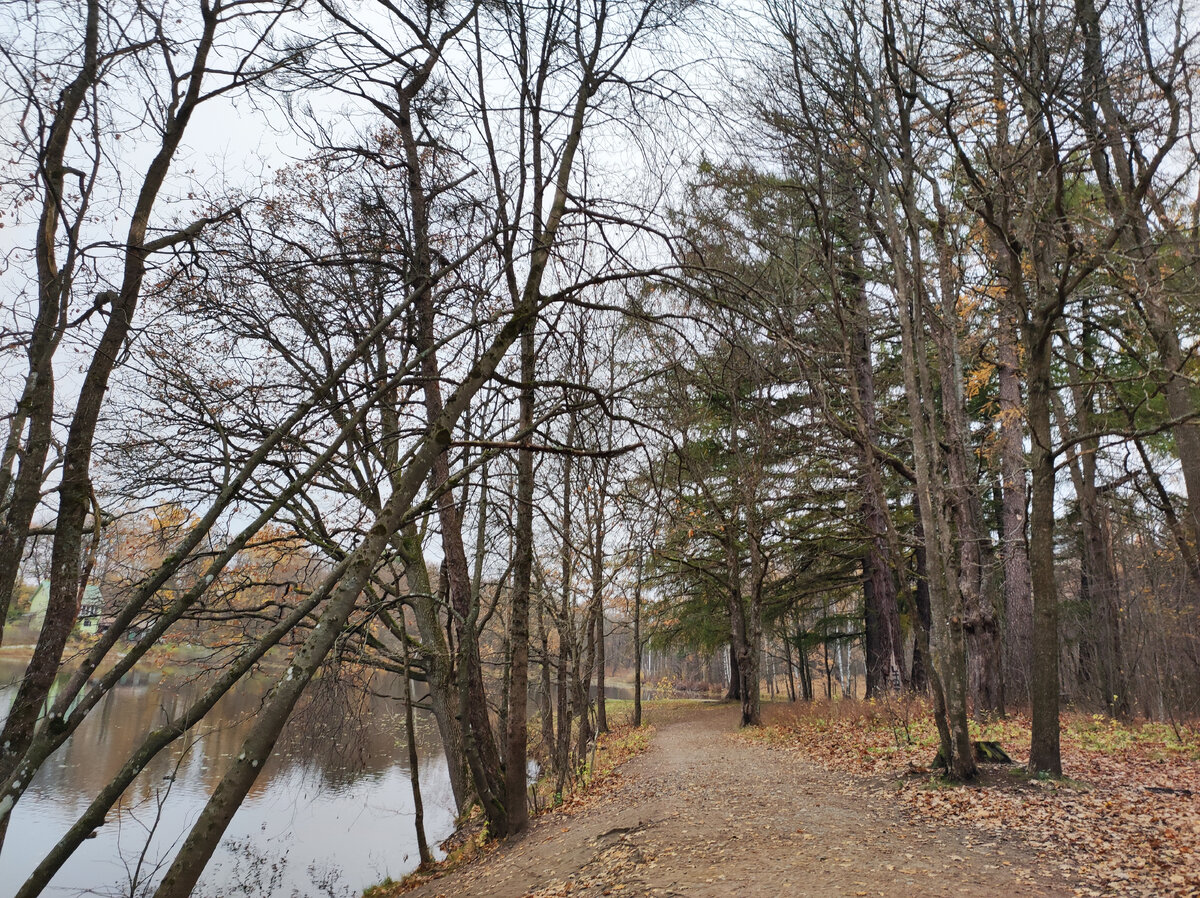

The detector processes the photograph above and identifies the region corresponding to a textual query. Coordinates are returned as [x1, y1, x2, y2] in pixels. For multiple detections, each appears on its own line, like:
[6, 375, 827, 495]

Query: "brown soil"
[406, 704, 1076, 898]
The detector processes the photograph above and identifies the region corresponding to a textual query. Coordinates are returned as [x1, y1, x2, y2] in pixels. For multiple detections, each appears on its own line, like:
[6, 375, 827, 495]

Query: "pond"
[0, 655, 457, 898]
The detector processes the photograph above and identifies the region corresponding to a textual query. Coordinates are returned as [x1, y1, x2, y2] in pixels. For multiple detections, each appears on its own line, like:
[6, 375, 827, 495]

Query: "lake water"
[0, 656, 457, 898]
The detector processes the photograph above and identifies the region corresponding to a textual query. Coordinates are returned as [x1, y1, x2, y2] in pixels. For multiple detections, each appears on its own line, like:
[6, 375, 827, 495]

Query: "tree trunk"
[396, 527, 471, 812]
[594, 609, 608, 733]
[633, 550, 643, 727]
[909, 504, 933, 695]
[589, 467, 609, 735]
[554, 448, 575, 791]
[537, 599, 555, 759]
[576, 586, 599, 764]
[723, 527, 760, 726]
[0, 0, 101, 637]
[1056, 333, 1129, 719]
[848, 261, 905, 697]
[871, 18, 976, 776]
[928, 187, 1004, 717]
[996, 300, 1033, 704]
[504, 318, 535, 834]
[12, 586, 325, 898]
[725, 644, 742, 701]
[151, 311, 531, 895]
[405, 88, 506, 826]
[401, 618, 433, 869]
[1026, 313, 1062, 775]
[0, 5, 220, 783]
[783, 626, 797, 702]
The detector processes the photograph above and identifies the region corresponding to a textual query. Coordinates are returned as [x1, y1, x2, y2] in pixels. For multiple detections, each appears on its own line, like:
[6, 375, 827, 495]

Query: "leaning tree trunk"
[0, 0, 101, 637]
[151, 297, 534, 896]
[0, 6, 221, 787]
[12, 584, 326, 898]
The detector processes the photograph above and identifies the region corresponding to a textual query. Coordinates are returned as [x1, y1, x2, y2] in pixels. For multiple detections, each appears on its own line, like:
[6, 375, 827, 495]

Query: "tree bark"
[996, 300, 1033, 704]
[909, 502, 933, 695]
[633, 550, 643, 727]
[0, 0, 101, 636]
[395, 526, 471, 813]
[725, 643, 742, 701]
[505, 318, 535, 834]
[537, 598, 555, 758]
[399, 79, 506, 828]
[1057, 331, 1129, 718]
[554, 447, 575, 791]
[401, 616, 433, 869]
[1026, 318, 1062, 774]
[846, 252, 906, 697]
[151, 230, 539, 898]
[589, 465, 610, 735]
[872, 4, 976, 777]
[0, 2, 220, 783]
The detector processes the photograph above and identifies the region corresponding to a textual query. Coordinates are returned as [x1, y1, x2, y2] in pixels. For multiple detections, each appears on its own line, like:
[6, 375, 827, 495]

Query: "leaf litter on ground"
[743, 699, 1200, 897]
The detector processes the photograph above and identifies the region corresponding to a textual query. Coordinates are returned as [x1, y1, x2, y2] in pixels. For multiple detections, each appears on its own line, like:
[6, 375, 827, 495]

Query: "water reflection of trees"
[0, 658, 442, 810]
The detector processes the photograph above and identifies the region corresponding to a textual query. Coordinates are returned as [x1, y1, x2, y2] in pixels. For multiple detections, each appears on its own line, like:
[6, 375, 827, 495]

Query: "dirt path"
[407, 705, 1075, 898]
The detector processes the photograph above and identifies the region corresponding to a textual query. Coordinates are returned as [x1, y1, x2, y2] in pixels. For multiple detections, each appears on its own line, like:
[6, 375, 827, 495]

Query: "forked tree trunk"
[403, 81, 506, 827]
[872, 9, 976, 777]
[928, 188, 1004, 717]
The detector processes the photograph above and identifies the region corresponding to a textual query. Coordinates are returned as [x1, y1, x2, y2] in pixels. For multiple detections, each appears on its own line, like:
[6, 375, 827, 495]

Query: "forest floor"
[397, 702, 1082, 898]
